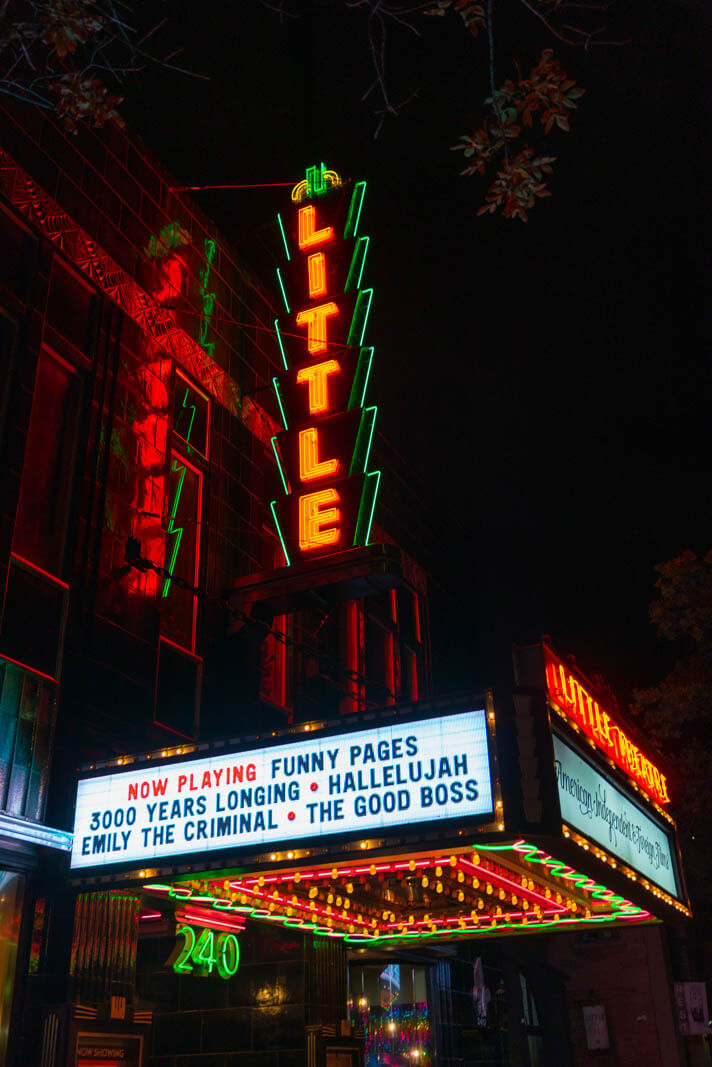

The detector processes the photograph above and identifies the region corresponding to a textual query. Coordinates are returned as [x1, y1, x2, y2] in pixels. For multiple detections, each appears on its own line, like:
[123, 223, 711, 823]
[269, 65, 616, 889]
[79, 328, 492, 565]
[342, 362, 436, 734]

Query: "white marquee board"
[71, 709, 493, 870]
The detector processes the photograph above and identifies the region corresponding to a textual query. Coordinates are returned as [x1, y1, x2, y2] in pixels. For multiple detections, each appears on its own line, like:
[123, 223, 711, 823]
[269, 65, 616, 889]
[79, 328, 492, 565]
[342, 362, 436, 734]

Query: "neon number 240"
[169, 925, 240, 979]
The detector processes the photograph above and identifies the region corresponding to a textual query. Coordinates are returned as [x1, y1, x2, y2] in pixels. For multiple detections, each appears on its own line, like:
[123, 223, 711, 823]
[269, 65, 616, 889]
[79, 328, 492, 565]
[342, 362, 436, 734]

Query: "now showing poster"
[71, 709, 493, 870]
[553, 733, 679, 898]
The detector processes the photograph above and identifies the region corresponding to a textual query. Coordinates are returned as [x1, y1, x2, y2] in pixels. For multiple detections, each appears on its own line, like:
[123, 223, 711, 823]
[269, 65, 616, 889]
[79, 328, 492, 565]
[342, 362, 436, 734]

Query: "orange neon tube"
[299, 488, 341, 550]
[307, 252, 327, 298]
[296, 360, 340, 414]
[295, 302, 339, 355]
[298, 427, 340, 482]
[298, 205, 334, 250]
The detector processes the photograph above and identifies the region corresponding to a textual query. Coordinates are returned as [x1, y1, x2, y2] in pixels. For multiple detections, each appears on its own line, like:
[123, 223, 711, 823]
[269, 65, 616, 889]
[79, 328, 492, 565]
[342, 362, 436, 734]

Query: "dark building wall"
[137, 924, 311, 1066]
[546, 925, 682, 1067]
[0, 101, 434, 1067]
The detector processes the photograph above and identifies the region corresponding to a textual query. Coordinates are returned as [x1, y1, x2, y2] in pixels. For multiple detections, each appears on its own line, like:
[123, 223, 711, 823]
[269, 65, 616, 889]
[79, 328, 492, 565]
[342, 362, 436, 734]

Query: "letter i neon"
[308, 252, 327, 298]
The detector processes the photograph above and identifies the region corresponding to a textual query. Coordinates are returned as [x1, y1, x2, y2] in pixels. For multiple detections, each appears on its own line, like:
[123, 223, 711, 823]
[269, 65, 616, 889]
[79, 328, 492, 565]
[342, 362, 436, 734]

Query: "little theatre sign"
[269, 163, 380, 565]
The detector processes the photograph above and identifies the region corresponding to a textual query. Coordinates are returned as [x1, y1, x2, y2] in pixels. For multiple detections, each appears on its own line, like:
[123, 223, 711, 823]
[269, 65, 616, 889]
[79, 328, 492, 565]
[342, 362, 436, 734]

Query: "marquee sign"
[269, 162, 380, 565]
[70, 708, 494, 870]
[544, 647, 669, 806]
[553, 733, 680, 898]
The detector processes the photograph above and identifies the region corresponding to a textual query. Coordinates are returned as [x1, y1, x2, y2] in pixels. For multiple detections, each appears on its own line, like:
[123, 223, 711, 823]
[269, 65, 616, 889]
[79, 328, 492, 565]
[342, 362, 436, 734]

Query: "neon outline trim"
[276, 267, 291, 313]
[175, 385, 197, 448]
[272, 377, 288, 430]
[161, 459, 187, 599]
[306, 163, 328, 198]
[292, 166, 342, 202]
[353, 469, 381, 547]
[145, 834, 666, 948]
[274, 319, 289, 370]
[347, 289, 373, 347]
[299, 488, 341, 550]
[162, 383, 200, 599]
[344, 181, 367, 239]
[270, 436, 291, 495]
[348, 347, 374, 410]
[345, 236, 369, 292]
[299, 427, 340, 482]
[198, 238, 217, 358]
[307, 252, 328, 298]
[276, 213, 291, 261]
[349, 405, 378, 476]
[269, 501, 291, 566]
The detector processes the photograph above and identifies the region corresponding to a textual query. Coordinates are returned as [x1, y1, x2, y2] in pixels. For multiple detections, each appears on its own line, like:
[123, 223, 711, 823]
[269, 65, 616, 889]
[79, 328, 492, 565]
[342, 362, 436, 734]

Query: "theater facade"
[0, 101, 692, 1067]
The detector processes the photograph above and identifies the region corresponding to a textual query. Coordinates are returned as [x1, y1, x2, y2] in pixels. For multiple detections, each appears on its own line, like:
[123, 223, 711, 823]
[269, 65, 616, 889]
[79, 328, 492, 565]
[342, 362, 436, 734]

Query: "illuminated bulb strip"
[562, 827, 690, 916]
[144, 841, 656, 947]
[483, 841, 649, 918]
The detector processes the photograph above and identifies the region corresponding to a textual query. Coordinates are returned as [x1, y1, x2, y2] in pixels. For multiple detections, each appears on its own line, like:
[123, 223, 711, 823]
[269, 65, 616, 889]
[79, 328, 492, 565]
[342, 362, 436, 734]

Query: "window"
[172, 374, 210, 458]
[0, 662, 57, 820]
[520, 973, 544, 1067]
[154, 639, 201, 739]
[159, 371, 210, 655]
[160, 453, 202, 651]
[364, 594, 395, 707]
[0, 558, 68, 681]
[13, 350, 80, 576]
[0, 871, 25, 1063]
[44, 260, 93, 355]
[349, 963, 433, 1066]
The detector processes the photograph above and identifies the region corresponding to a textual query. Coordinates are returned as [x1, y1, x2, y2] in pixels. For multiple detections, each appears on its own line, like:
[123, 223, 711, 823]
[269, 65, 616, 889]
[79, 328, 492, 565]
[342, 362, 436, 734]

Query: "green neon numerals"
[217, 930, 240, 978]
[168, 924, 240, 980]
[170, 924, 196, 973]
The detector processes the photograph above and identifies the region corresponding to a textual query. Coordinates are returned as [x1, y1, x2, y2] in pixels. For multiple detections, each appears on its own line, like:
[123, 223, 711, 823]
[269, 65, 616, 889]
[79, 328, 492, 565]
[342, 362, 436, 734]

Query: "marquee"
[70, 707, 495, 871]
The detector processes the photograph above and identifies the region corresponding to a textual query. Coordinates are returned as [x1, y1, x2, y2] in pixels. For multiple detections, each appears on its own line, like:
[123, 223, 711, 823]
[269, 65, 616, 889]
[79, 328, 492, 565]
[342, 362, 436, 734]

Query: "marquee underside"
[142, 839, 655, 946]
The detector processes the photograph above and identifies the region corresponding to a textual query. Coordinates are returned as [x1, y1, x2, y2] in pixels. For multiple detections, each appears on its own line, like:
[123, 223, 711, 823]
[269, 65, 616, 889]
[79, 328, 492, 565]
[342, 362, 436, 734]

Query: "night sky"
[123, 0, 709, 703]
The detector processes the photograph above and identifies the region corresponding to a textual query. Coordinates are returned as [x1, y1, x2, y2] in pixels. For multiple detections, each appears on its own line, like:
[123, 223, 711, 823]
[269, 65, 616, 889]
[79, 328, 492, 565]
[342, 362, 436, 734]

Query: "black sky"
[122, 0, 710, 702]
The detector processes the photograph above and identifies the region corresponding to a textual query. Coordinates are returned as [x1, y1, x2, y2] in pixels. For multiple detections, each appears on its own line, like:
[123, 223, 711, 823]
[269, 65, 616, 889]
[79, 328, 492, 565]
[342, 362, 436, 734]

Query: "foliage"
[633, 550, 712, 913]
[452, 49, 584, 220]
[52, 73, 123, 132]
[0, 0, 204, 133]
[425, 0, 486, 36]
[277, 2, 602, 219]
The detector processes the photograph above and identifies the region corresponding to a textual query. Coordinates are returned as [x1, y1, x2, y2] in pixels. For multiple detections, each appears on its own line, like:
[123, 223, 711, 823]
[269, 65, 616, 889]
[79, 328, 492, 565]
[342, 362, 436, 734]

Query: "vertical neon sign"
[270, 163, 380, 564]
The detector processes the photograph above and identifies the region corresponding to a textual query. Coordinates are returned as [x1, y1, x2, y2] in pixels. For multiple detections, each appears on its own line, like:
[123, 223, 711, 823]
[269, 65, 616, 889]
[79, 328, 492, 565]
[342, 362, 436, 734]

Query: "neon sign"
[167, 923, 240, 979]
[544, 647, 670, 806]
[270, 163, 380, 565]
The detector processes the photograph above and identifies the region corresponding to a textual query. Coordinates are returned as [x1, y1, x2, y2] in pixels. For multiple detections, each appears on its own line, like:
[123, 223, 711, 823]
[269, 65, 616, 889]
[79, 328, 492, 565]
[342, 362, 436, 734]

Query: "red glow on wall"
[128, 355, 171, 597]
[544, 648, 670, 805]
[299, 489, 341, 550]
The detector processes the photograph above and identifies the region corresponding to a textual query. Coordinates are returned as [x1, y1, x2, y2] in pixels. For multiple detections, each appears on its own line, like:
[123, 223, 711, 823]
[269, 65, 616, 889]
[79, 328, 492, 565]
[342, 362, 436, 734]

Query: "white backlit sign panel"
[553, 733, 679, 898]
[70, 709, 493, 870]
